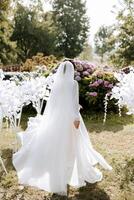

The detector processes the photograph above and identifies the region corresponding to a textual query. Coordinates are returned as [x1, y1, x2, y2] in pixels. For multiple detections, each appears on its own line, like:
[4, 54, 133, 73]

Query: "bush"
[120, 158, 134, 190]
[70, 60, 118, 112]
[21, 53, 59, 72]
[1, 53, 60, 73]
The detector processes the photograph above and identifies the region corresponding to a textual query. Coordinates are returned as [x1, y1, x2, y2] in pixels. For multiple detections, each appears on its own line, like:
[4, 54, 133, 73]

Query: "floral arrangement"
[111, 67, 134, 115]
[0, 70, 52, 129]
[72, 60, 96, 81]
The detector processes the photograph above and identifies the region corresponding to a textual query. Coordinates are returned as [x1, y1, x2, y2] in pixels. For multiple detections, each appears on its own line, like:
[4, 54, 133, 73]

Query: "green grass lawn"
[0, 113, 134, 200]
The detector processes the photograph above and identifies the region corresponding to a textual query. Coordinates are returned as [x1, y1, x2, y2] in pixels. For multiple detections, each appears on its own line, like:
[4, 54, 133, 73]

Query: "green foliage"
[79, 70, 117, 112]
[58, 59, 118, 113]
[94, 0, 134, 67]
[22, 53, 59, 72]
[111, 0, 134, 67]
[1, 171, 17, 188]
[0, 0, 10, 10]
[115, 157, 134, 191]
[0, 0, 17, 64]
[94, 25, 115, 63]
[11, 3, 57, 62]
[78, 43, 93, 61]
[53, 0, 89, 58]
[120, 158, 134, 190]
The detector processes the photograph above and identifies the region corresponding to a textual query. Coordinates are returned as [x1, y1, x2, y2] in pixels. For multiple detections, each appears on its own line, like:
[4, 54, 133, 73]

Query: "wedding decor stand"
[0, 154, 7, 174]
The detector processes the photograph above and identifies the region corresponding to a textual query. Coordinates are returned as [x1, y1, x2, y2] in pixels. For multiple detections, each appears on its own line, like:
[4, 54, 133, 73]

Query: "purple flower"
[83, 71, 89, 76]
[87, 68, 92, 73]
[97, 79, 103, 84]
[107, 83, 113, 88]
[89, 81, 99, 87]
[83, 64, 89, 70]
[88, 92, 98, 97]
[107, 92, 112, 96]
[74, 71, 80, 76]
[103, 81, 110, 87]
[88, 64, 96, 70]
[74, 60, 96, 72]
[75, 75, 81, 81]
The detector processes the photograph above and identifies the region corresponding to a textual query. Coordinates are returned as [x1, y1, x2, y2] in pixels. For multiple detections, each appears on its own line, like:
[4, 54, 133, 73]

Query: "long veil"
[42, 61, 75, 119]
[38, 60, 112, 172]
[13, 61, 112, 194]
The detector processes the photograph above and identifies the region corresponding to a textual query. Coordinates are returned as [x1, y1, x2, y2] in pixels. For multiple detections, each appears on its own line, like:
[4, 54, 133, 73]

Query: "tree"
[53, 0, 89, 58]
[11, 3, 57, 62]
[94, 25, 115, 63]
[0, 0, 17, 64]
[78, 43, 93, 61]
[0, 0, 10, 10]
[110, 0, 134, 67]
[94, 0, 134, 67]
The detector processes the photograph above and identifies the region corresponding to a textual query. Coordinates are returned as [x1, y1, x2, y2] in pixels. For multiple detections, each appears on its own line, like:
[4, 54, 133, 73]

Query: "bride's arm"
[73, 80, 80, 129]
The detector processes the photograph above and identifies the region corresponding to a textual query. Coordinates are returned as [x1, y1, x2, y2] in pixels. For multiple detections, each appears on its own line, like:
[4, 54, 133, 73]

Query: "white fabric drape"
[13, 61, 112, 195]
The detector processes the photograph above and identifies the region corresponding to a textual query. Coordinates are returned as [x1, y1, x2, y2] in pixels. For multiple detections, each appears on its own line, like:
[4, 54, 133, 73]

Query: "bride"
[13, 61, 112, 195]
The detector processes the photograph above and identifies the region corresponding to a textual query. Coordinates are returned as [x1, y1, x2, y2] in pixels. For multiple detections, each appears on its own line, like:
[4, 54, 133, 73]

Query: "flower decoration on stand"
[111, 67, 134, 115]
[0, 70, 53, 130]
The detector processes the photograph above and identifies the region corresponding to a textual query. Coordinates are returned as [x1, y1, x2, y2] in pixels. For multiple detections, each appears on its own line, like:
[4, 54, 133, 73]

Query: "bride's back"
[44, 61, 76, 117]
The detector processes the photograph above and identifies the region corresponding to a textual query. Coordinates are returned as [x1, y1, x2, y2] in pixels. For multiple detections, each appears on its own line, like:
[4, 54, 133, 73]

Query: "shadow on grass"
[20, 102, 47, 130]
[73, 183, 110, 200]
[20, 105, 37, 130]
[1, 149, 110, 200]
[50, 183, 110, 200]
[84, 112, 134, 133]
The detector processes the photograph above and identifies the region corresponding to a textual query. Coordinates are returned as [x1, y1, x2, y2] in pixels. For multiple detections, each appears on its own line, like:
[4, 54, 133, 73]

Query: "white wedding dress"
[13, 61, 112, 195]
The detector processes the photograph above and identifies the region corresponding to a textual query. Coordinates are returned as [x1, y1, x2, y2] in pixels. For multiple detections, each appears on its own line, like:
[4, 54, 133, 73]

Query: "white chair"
[0, 155, 7, 174]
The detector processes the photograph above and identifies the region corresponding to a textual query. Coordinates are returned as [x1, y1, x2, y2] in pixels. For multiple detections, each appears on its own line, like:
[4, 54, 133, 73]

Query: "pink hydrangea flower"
[83, 71, 89, 76]
[89, 81, 99, 87]
[75, 76, 81, 81]
[88, 92, 98, 97]
[74, 71, 80, 76]
[107, 84, 113, 88]
[83, 64, 88, 70]
[97, 79, 103, 84]
[107, 92, 112, 96]
[87, 68, 92, 73]
[103, 81, 110, 87]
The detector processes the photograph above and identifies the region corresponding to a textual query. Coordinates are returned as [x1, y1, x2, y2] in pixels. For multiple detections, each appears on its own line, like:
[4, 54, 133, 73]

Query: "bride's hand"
[74, 120, 80, 129]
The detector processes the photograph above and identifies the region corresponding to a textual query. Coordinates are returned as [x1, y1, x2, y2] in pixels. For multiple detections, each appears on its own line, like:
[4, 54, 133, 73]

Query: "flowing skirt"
[12, 113, 112, 194]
